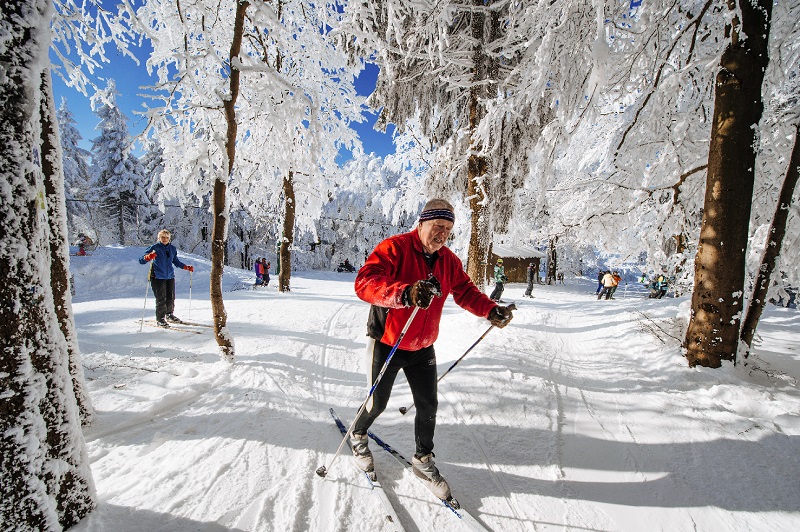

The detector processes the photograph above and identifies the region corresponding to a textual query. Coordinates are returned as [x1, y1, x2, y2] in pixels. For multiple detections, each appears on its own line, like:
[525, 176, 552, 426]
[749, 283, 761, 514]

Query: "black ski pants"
[524, 279, 534, 297]
[353, 339, 438, 457]
[490, 281, 505, 301]
[151, 278, 175, 321]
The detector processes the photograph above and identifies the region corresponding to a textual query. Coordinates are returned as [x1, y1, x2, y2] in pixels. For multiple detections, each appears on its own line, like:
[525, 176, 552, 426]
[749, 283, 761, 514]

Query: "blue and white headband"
[419, 209, 455, 223]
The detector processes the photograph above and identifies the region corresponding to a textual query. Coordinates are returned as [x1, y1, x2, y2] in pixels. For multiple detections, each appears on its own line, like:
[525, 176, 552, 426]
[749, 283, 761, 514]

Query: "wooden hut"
[485, 243, 547, 283]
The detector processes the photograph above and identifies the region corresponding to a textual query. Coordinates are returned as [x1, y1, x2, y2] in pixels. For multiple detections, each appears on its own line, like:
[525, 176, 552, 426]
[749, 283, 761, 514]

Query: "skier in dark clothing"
[139, 229, 194, 327]
[524, 262, 535, 297]
[351, 198, 514, 501]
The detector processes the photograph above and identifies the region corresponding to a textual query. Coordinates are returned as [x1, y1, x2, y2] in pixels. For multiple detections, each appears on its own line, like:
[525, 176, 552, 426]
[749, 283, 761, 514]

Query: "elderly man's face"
[418, 218, 453, 254]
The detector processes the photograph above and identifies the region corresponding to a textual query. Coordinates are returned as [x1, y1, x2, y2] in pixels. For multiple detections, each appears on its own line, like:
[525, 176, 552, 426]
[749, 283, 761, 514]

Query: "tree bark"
[465, 1, 489, 290]
[0, 2, 96, 527]
[279, 172, 295, 292]
[40, 68, 94, 425]
[546, 237, 558, 285]
[684, 0, 772, 368]
[740, 125, 800, 357]
[211, 0, 249, 361]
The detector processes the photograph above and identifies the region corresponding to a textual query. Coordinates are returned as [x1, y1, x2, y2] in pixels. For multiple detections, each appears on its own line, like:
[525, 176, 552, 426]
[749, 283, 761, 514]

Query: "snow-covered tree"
[683, 0, 773, 367]
[89, 79, 150, 245]
[42, 71, 94, 427]
[57, 96, 95, 239]
[345, 0, 531, 287]
[1, 2, 95, 527]
[122, 0, 365, 357]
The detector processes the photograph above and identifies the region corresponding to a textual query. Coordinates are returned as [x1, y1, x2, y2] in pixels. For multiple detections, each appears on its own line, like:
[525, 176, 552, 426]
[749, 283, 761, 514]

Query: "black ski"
[328, 408, 404, 530]
[168, 319, 213, 328]
[367, 430, 490, 532]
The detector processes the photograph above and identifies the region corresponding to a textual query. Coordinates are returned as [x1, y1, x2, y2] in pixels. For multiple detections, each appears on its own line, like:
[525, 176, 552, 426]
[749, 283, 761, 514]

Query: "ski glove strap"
[488, 305, 514, 328]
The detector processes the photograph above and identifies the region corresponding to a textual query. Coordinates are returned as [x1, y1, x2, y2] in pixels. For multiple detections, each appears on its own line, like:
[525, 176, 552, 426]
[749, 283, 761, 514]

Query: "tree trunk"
[117, 197, 125, 245]
[211, 0, 249, 361]
[279, 172, 295, 292]
[740, 125, 800, 357]
[40, 68, 93, 425]
[466, 148, 489, 289]
[684, 0, 772, 368]
[465, 2, 489, 290]
[546, 237, 558, 285]
[0, 2, 96, 527]
[673, 233, 687, 297]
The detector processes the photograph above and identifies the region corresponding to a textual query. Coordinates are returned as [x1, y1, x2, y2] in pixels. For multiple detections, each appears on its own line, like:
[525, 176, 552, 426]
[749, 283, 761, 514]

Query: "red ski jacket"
[355, 228, 497, 351]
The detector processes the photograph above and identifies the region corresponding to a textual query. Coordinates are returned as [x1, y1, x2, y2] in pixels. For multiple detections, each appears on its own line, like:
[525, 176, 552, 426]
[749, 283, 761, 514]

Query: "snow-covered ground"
[69, 246, 800, 531]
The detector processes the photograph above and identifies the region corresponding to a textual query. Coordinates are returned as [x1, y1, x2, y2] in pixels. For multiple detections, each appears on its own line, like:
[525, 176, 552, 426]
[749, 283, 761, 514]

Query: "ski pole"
[399, 303, 516, 415]
[139, 264, 152, 332]
[188, 270, 193, 320]
[316, 306, 421, 478]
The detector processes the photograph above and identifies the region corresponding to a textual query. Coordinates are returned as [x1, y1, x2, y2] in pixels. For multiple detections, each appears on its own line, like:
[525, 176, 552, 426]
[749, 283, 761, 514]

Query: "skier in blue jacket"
[139, 229, 194, 327]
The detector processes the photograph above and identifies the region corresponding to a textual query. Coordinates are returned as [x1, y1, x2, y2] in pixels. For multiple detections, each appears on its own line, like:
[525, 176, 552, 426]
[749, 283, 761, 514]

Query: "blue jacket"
[139, 242, 187, 280]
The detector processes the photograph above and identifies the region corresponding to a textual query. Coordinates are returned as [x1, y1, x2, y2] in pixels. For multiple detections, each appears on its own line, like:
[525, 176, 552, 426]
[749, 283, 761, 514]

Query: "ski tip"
[315, 466, 328, 478]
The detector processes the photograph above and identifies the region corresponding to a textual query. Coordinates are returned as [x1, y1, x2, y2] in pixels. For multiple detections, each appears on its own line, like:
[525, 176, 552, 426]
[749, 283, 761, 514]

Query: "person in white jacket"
[597, 270, 615, 300]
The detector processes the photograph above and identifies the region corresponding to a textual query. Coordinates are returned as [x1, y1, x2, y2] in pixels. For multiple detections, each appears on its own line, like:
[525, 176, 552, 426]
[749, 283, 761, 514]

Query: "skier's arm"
[139, 245, 156, 264]
[354, 240, 407, 309]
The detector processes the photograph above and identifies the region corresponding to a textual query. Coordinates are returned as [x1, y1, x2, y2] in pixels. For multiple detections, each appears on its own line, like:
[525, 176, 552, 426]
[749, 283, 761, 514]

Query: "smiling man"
[351, 198, 514, 502]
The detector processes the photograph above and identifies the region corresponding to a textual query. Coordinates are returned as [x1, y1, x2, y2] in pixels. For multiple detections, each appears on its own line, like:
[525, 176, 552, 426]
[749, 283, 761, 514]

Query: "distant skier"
[75, 233, 94, 256]
[350, 198, 514, 502]
[490, 258, 506, 302]
[598, 270, 614, 300]
[139, 229, 194, 327]
[655, 274, 669, 299]
[254, 257, 264, 287]
[524, 262, 535, 298]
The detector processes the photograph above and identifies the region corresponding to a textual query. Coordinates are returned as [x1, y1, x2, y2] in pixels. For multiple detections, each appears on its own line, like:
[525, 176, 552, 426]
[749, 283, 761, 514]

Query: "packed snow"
[69, 246, 800, 531]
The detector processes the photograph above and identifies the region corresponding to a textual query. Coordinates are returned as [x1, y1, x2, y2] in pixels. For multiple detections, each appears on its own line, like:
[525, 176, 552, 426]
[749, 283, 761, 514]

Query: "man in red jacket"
[351, 198, 514, 501]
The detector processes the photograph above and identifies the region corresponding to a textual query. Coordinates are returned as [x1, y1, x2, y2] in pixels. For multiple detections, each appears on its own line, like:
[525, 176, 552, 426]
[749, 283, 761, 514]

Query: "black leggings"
[151, 278, 175, 321]
[353, 339, 438, 456]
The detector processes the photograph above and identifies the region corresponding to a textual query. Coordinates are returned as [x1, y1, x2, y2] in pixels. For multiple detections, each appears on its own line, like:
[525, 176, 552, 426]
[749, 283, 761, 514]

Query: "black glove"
[406, 278, 440, 309]
[488, 305, 513, 328]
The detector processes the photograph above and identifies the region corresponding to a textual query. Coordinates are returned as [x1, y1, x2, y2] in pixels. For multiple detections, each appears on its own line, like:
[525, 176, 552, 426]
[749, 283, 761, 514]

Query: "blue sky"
[52, 45, 396, 162]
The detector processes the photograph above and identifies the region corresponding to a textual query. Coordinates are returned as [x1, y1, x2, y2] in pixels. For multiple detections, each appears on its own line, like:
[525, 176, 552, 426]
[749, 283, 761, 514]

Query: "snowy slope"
[69, 247, 800, 531]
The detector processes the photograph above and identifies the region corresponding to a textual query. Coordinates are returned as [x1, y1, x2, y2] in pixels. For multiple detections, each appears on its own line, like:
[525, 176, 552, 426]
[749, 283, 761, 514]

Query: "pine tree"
[89, 79, 148, 245]
[57, 96, 94, 239]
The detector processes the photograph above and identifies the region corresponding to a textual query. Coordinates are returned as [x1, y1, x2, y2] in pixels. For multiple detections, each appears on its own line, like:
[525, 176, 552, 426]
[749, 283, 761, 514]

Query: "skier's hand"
[406, 279, 439, 309]
[184, 265, 194, 272]
[144, 252, 156, 261]
[488, 305, 514, 328]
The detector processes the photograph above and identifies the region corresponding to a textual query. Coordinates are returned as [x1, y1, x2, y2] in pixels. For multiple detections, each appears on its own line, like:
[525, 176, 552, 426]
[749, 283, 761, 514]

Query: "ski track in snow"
[70, 253, 800, 532]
